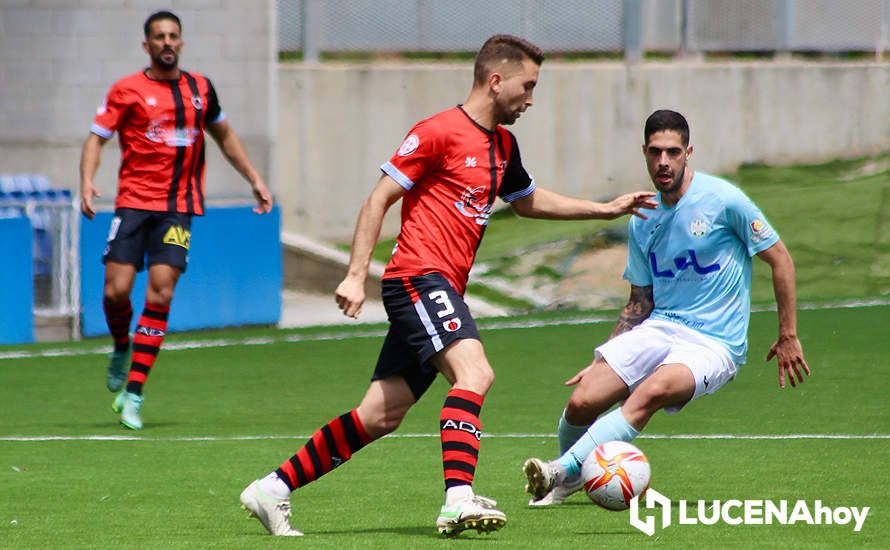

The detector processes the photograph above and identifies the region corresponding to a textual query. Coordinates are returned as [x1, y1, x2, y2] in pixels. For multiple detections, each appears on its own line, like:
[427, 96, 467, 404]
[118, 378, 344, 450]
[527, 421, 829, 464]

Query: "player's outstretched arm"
[79, 133, 109, 220]
[207, 120, 273, 214]
[334, 175, 405, 319]
[757, 240, 811, 389]
[510, 187, 657, 221]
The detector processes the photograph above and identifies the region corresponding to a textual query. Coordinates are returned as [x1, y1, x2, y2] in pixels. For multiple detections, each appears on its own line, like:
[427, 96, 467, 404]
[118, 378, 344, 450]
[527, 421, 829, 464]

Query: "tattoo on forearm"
[611, 286, 654, 338]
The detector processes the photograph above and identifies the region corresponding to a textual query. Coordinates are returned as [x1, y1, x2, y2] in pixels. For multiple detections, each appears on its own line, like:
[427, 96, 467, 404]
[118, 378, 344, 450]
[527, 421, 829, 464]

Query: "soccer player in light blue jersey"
[522, 109, 810, 505]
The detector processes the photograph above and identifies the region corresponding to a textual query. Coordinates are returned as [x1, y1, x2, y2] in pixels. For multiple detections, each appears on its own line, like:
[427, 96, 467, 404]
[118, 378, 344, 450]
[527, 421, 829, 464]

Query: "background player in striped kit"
[240, 34, 656, 537]
[79, 10, 273, 430]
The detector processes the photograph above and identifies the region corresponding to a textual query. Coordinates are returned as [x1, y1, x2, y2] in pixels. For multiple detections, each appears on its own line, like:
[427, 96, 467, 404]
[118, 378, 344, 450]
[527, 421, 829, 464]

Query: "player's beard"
[154, 48, 179, 70]
[495, 107, 521, 126]
[655, 165, 685, 194]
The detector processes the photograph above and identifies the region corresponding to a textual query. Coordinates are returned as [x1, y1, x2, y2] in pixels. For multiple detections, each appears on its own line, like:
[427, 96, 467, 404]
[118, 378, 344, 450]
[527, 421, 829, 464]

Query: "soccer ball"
[581, 441, 650, 510]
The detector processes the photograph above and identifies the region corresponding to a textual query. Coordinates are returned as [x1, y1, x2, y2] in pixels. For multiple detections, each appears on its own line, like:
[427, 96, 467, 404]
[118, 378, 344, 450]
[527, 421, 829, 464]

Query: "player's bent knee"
[565, 394, 607, 424]
[467, 365, 495, 395]
[361, 408, 407, 439]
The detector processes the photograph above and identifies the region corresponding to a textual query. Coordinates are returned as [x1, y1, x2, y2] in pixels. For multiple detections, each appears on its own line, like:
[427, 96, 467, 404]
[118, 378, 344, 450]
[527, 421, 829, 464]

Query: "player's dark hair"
[144, 10, 181, 38]
[474, 34, 544, 85]
[644, 110, 690, 145]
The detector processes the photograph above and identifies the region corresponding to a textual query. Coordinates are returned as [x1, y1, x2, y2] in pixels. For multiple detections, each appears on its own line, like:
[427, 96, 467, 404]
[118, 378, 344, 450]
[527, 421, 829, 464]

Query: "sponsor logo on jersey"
[689, 218, 709, 237]
[146, 97, 157, 107]
[454, 185, 491, 225]
[465, 156, 477, 167]
[398, 134, 420, 156]
[163, 225, 191, 249]
[443, 317, 462, 332]
[146, 117, 200, 146]
[97, 99, 108, 115]
[650, 250, 720, 278]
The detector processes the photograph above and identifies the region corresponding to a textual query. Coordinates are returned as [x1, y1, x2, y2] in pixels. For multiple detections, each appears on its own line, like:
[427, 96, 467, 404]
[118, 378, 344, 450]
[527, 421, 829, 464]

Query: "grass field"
[1, 303, 888, 548]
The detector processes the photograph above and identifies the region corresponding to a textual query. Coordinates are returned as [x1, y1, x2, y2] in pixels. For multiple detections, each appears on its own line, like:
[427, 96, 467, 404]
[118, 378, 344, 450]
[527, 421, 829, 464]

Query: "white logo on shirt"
[689, 218, 708, 237]
[96, 99, 107, 115]
[145, 97, 157, 107]
[145, 117, 200, 146]
[465, 156, 477, 168]
[397, 134, 420, 156]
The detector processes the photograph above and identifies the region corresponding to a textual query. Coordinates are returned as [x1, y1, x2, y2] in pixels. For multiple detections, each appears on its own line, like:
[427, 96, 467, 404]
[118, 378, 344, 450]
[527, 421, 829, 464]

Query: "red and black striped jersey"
[381, 106, 536, 295]
[91, 70, 224, 215]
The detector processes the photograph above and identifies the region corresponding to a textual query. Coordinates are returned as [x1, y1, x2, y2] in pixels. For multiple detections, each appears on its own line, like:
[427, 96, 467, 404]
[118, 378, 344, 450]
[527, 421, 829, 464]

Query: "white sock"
[258, 471, 291, 500]
[445, 484, 474, 506]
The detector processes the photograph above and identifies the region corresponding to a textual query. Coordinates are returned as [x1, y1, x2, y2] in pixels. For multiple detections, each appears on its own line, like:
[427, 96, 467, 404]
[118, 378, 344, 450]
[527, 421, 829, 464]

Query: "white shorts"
[595, 319, 738, 414]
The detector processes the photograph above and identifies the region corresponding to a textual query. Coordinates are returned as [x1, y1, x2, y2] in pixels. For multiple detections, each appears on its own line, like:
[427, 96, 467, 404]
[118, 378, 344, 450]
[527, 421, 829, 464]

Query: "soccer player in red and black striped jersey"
[79, 11, 273, 430]
[240, 34, 656, 537]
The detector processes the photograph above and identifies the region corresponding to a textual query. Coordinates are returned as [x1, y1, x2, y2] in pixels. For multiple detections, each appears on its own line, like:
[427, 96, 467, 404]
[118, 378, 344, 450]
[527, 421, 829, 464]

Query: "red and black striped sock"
[103, 297, 132, 352]
[275, 409, 372, 491]
[440, 388, 484, 489]
[125, 303, 169, 396]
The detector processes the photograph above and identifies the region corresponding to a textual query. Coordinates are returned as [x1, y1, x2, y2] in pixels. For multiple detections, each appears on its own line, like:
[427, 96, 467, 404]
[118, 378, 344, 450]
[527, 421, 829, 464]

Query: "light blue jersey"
[624, 172, 779, 364]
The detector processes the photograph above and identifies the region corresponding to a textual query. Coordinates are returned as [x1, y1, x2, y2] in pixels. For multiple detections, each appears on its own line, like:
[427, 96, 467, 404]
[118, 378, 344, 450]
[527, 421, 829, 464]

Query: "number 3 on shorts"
[428, 290, 455, 318]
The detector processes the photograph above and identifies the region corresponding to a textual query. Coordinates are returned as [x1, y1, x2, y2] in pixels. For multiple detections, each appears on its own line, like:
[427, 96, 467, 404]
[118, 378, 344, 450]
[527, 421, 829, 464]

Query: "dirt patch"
[553, 245, 629, 310]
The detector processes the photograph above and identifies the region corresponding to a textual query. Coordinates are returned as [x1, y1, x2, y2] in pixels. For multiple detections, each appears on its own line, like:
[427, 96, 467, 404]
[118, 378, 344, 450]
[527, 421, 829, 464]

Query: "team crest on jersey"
[455, 186, 491, 225]
[191, 96, 203, 110]
[689, 218, 709, 237]
[443, 317, 462, 332]
[398, 134, 419, 156]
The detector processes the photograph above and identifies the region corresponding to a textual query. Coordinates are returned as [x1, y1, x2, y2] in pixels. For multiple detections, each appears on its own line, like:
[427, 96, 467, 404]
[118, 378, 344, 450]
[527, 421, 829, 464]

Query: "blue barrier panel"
[80, 206, 281, 337]
[0, 216, 34, 344]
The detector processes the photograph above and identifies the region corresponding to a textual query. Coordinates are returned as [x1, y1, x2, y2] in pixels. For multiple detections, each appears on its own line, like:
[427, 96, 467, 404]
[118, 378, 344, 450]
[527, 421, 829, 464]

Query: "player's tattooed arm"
[609, 285, 654, 339]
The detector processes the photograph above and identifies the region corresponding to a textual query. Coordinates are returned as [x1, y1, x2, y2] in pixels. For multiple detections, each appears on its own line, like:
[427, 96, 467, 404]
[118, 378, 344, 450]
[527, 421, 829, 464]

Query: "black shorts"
[373, 273, 480, 400]
[102, 208, 192, 272]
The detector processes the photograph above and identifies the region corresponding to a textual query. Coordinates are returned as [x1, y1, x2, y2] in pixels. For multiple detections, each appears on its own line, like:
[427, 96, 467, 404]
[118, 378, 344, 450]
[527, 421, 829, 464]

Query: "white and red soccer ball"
[581, 441, 650, 510]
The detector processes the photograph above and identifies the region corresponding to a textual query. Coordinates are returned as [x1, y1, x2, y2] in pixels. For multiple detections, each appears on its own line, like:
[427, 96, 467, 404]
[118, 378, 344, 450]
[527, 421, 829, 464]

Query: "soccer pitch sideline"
[1, 305, 887, 548]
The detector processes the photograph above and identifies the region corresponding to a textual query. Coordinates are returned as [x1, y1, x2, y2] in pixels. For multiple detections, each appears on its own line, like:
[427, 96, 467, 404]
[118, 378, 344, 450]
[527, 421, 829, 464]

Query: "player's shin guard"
[103, 297, 133, 352]
[125, 303, 169, 395]
[275, 409, 372, 491]
[440, 388, 484, 490]
[558, 407, 639, 477]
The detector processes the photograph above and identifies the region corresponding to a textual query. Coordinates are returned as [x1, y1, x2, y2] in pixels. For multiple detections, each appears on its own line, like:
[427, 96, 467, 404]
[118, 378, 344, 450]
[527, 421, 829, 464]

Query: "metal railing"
[278, 0, 890, 61]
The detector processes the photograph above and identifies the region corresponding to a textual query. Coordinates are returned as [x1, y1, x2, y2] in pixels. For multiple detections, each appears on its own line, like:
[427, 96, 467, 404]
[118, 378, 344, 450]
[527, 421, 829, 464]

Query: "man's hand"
[766, 335, 811, 388]
[564, 363, 595, 386]
[80, 183, 101, 220]
[335, 275, 366, 319]
[250, 179, 273, 214]
[602, 191, 658, 220]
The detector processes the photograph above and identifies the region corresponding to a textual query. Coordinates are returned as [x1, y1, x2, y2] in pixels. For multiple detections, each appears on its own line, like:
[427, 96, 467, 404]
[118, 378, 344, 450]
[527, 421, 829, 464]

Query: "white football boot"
[522, 457, 565, 501]
[528, 474, 584, 506]
[436, 495, 507, 537]
[240, 480, 303, 536]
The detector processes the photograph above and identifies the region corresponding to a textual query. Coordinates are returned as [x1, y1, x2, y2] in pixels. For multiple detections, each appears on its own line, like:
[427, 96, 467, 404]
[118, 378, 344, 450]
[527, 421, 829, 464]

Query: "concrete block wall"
[277, 61, 890, 241]
[0, 1, 276, 203]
